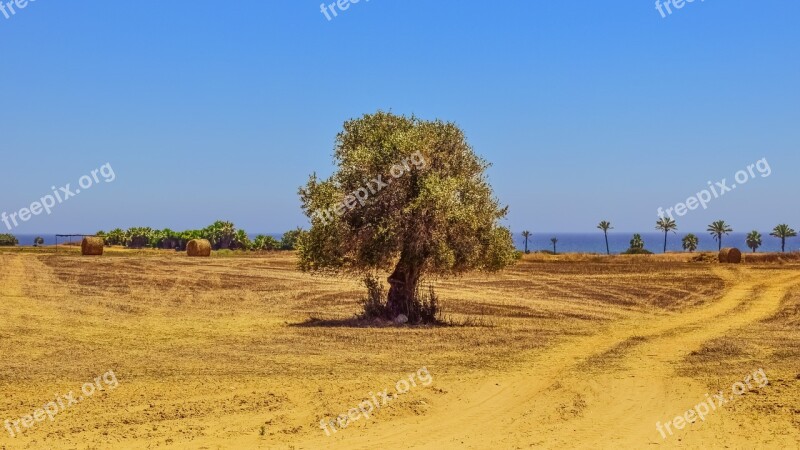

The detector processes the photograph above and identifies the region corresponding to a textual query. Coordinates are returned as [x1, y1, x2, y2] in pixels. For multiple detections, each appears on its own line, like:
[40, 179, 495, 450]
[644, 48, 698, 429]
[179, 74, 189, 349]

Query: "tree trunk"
[604, 233, 609, 255]
[386, 263, 420, 319]
[663, 231, 668, 253]
[782, 238, 786, 253]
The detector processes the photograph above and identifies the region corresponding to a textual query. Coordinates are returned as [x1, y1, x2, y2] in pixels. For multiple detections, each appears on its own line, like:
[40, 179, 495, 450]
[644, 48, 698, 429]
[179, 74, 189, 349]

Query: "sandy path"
[287, 266, 800, 449]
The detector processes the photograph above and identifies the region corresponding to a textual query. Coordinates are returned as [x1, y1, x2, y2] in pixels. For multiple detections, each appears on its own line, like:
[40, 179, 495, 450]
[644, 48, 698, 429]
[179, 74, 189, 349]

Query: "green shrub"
[622, 247, 653, 255]
[0, 234, 18, 246]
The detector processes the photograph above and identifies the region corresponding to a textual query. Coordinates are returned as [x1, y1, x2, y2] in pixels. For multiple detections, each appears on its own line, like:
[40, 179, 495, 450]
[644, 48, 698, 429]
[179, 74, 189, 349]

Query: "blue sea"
[8, 232, 795, 254]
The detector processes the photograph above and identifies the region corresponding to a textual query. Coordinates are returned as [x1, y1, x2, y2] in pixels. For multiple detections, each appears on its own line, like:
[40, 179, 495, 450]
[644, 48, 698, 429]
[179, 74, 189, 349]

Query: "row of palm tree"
[519, 221, 798, 254]
[639, 219, 794, 253]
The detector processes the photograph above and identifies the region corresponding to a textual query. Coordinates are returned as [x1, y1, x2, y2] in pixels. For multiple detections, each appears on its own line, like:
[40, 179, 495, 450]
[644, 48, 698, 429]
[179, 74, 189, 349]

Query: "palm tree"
[33, 236, 44, 247]
[770, 224, 797, 253]
[521, 230, 532, 254]
[597, 221, 613, 255]
[707, 220, 733, 251]
[682, 234, 698, 253]
[550, 237, 558, 255]
[655, 217, 678, 253]
[746, 230, 762, 253]
[234, 229, 252, 250]
[105, 228, 125, 246]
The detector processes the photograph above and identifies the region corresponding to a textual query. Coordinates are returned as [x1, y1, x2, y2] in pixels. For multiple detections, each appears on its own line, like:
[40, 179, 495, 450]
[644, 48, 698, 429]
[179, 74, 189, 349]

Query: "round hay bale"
[719, 247, 742, 264]
[81, 237, 104, 256]
[187, 239, 211, 257]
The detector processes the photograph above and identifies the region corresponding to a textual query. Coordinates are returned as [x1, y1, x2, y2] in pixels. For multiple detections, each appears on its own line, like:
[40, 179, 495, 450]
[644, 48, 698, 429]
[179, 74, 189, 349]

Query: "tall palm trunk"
[604, 231, 609, 255]
[782, 237, 786, 253]
[663, 231, 668, 253]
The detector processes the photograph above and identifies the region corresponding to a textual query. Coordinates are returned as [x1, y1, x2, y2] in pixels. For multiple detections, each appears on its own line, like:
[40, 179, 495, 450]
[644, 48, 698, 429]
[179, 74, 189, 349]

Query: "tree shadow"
[289, 316, 460, 328]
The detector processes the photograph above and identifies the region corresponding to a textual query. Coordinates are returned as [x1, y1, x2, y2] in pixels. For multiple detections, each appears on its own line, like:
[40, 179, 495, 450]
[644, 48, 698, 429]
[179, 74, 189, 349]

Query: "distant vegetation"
[96, 221, 303, 251]
[770, 224, 797, 253]
[655, 217, 678, 253]
[0, 234, 18, 246]
[746, 231, 762, 253]
[682, 234, 699, 253]
[623, 234, 653, 254]
[597, 221, 613, 255]
[707, 220, 733, 251]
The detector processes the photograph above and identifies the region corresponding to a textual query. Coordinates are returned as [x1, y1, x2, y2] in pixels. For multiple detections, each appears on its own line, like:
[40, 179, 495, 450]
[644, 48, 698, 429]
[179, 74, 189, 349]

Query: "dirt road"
[288, 266, 800, 449]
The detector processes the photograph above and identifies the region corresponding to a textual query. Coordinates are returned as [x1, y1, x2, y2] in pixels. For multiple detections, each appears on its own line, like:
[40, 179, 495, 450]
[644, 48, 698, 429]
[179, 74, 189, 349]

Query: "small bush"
[359, 275, 387, 319]
[412, 283, 440, 324]
[622, 248, 653, 255]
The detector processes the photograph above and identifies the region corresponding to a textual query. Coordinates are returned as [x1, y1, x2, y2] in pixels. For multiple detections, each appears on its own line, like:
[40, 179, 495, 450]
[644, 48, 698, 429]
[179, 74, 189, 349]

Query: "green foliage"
[655, 217, 678, 253]
[298, 111, 516, 320]
[707, 220, 733, 250]
[92, 223, 303, 253]
[682, 233, 699, 252]
[233, 229, 252, 250]
[597, 221, 613, 255]
[253, 235, 281, 251]
[520, 230, 532, 254]
[104, 228, 126, 246]
[628, 234, 645, 250]
[280, 228, 304, 250]
[746, 231, 762, 253]
[298, 111, 516, 276]
[597, 221, 613, 232]
[655, 217, 678, 233]
[622, 247, 653, 255]
[770, 224, 797, 253]
[358, 275, 387, 320]
[0, 234, 19, 246]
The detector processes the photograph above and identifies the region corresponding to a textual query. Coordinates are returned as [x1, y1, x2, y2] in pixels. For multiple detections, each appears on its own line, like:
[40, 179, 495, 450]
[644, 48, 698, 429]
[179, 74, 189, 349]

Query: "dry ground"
[0, 248, 797, 449]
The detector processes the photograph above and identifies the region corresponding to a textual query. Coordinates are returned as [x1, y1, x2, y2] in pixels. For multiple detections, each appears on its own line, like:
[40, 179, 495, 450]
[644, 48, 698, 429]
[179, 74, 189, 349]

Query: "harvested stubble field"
[0, 248, 798, 449]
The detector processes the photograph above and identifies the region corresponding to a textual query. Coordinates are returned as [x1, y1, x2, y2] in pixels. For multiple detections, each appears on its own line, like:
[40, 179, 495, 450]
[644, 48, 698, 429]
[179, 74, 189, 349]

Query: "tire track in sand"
[288, 267, 800, 449]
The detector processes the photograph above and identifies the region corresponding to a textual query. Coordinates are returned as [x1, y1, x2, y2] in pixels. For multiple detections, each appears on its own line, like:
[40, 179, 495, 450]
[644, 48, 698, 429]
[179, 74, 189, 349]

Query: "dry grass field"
[0, 248, 798, 449]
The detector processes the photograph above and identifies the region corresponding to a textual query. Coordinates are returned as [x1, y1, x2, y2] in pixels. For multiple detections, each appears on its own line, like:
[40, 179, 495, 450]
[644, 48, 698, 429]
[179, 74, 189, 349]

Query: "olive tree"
[298, 112, 517, 321]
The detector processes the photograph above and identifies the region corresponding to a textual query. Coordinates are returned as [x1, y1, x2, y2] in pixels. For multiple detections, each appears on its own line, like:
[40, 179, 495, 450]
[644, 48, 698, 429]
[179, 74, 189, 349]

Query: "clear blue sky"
[1, 0, 798, 234]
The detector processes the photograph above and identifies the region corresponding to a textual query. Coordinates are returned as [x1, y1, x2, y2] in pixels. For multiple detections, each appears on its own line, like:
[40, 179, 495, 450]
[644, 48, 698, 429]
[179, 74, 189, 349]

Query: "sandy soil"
[0, 249, 797, 449]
